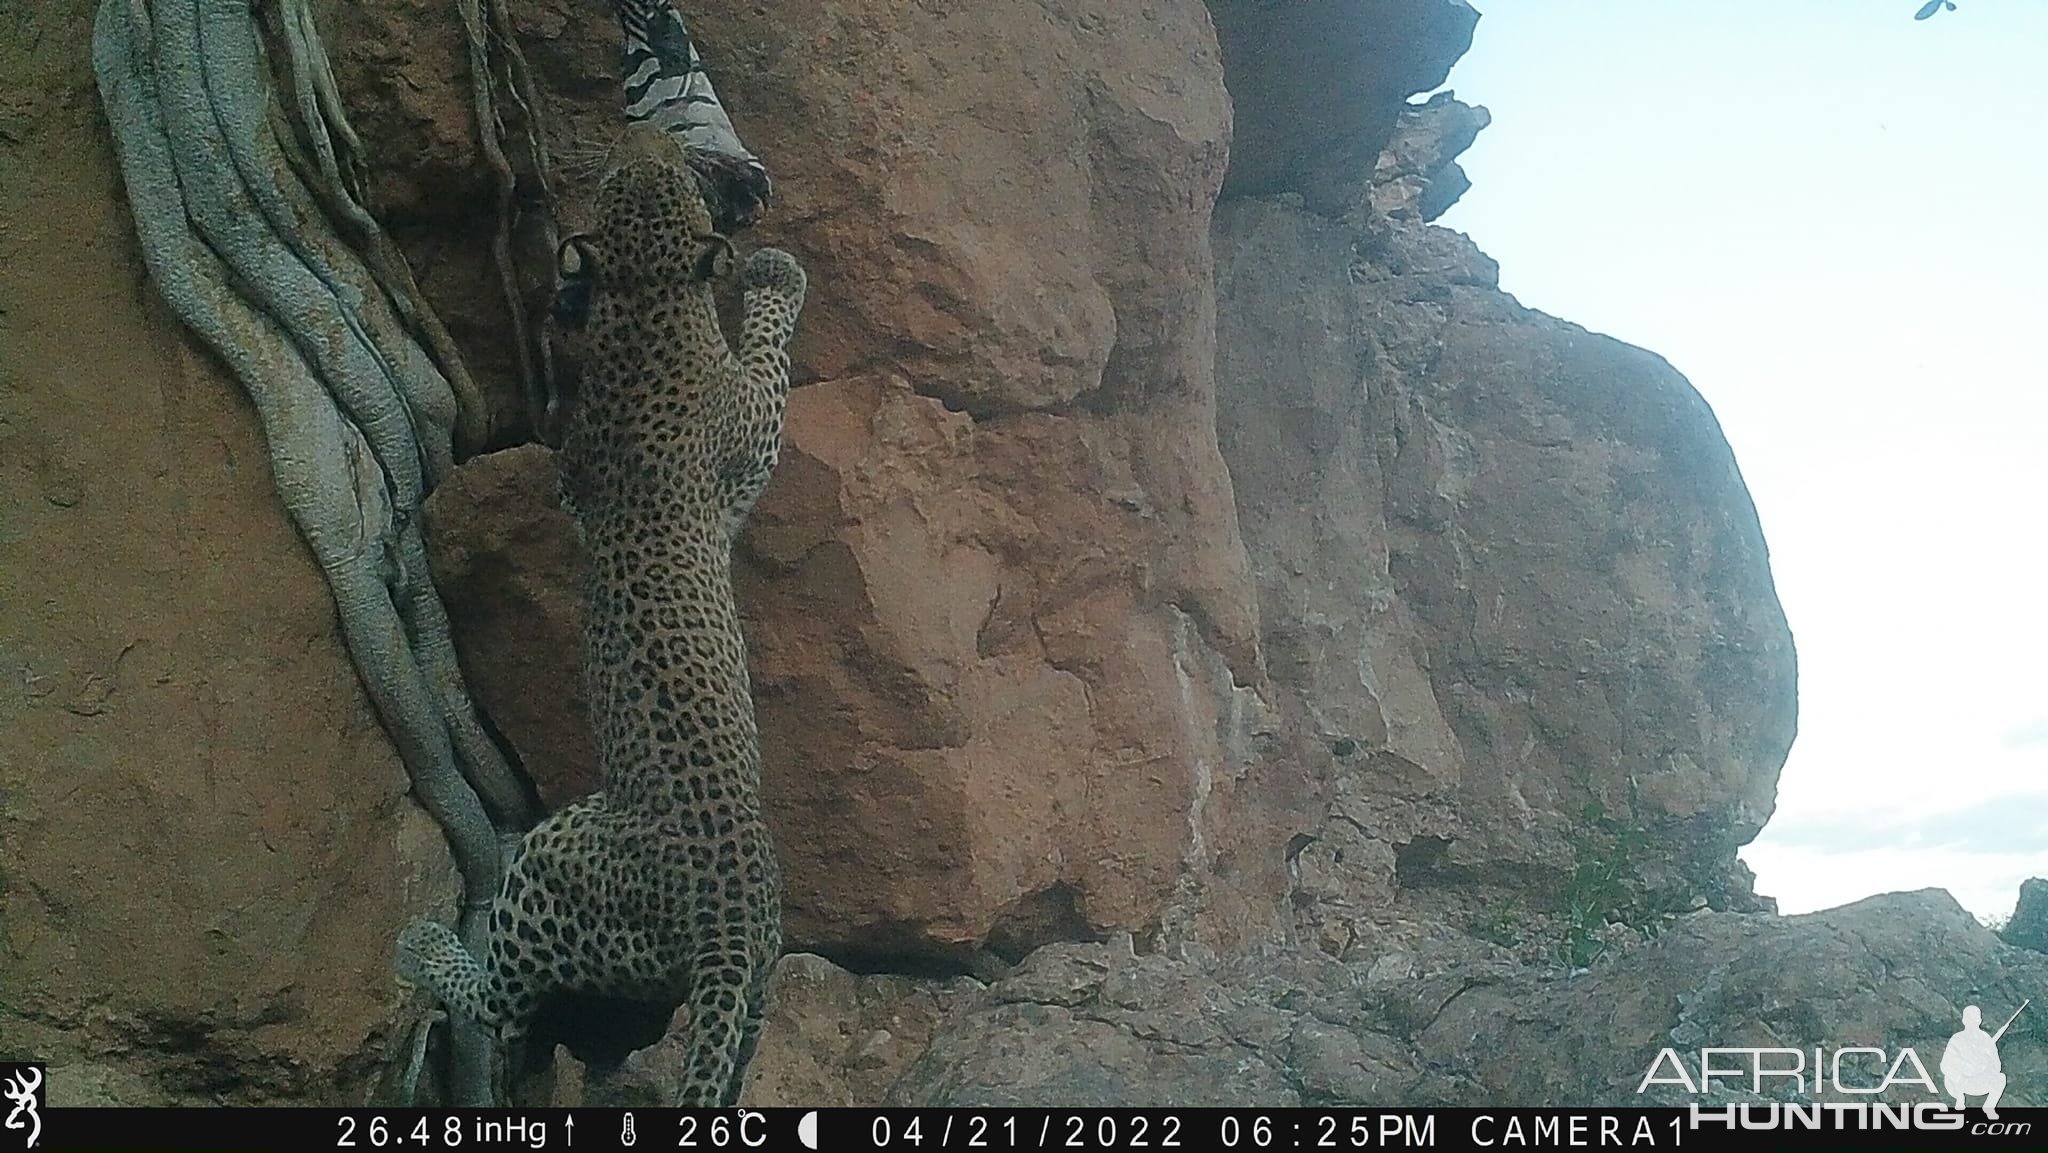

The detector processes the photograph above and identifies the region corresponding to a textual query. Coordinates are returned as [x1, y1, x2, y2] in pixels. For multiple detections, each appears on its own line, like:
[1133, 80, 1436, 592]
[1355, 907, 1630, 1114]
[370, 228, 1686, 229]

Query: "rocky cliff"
[2, 0, 2038, 1108]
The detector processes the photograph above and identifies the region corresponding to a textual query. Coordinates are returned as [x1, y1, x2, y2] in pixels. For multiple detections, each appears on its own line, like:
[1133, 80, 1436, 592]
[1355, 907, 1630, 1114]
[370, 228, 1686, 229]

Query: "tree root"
[454, 0, 557, 443]
[92, 0, 537, 1105]
[272, 0, 492, 459]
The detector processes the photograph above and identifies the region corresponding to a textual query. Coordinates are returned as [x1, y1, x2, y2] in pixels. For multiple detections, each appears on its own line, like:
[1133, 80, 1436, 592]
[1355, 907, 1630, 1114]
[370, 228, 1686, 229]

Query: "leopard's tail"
[394, 919, 504, 1028]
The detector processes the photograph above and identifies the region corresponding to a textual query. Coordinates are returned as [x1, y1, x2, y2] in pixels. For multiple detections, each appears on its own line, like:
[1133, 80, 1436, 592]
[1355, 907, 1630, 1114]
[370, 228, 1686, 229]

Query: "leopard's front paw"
[741, 247, 807, 301]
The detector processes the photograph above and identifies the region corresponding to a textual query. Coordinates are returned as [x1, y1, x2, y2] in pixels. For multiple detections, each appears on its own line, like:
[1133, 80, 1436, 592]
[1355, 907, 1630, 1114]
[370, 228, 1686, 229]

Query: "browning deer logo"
[1, 1064, 41, 1150]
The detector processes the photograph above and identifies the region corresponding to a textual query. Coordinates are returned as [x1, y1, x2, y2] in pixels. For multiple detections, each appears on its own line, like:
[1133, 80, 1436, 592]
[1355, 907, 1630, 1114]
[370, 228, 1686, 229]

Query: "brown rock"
[548, 953, 977, 1108]
[1209, 0, 1480, 210]
[684, 0, 1232, 419]
[893, 892, 2048, 1107]
[2003, 877, 2048, 954]
[428, 367, 1279, 962]
[1419, 891, 2047, 1104]
[332, 0, 1239, 424]
[1368, 92, 1492, 223]
[0, 0, 448, 1101]
[389, 0, 1792, 986]
[748, 377, 1267, 960]
[422, 445, 594, 808]
[741, 953, 979, 1107]
[399, 0, 1278, 965]
[1213, 106, 1796, 959]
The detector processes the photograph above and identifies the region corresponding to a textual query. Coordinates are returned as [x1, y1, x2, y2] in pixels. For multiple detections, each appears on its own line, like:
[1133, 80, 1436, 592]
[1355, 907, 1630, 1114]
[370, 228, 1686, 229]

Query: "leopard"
[396, 121, 805, 1108]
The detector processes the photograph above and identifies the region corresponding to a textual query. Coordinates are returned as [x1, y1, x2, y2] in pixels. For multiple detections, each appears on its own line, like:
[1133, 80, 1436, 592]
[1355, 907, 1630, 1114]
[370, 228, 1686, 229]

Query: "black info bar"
[16, 1104, 2042, 1151]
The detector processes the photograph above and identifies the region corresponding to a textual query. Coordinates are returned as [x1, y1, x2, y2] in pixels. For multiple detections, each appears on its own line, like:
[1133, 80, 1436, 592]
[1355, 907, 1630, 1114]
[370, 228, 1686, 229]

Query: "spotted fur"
[398, 123, 804, 1107]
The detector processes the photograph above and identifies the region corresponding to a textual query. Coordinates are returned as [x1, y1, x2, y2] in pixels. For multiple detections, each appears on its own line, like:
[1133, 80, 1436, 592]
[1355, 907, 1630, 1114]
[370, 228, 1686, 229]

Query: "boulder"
[892, 892, 2048, 1106]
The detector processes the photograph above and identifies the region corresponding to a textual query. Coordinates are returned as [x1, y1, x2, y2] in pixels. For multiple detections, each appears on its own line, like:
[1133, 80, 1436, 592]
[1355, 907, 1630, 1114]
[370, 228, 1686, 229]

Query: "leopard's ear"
[542, 235, 598, 446]
[691, 232, 736, 283]
[552, 235, 598, 326]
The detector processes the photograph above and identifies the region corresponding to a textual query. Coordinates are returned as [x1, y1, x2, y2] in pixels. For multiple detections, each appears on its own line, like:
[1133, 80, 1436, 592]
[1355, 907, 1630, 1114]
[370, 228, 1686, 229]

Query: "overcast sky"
[1434, 0, 2047, 922]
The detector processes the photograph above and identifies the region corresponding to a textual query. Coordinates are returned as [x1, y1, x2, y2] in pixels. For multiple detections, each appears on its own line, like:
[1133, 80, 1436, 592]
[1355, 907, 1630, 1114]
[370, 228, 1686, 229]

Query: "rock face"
[416, 0, 1805, 1101]
[2004, 877, 2048, 954]
[427, 1, 1791, 977]
[1, 0, 447, 1105]
[892, 891, 2048, 1106]
[541, 953, 982, 1108]
[421, 446, 592, 809]
[1213, 94, 1796, 969]
[1208, 0, 1479, 211]
[408, 0, 1278, 968]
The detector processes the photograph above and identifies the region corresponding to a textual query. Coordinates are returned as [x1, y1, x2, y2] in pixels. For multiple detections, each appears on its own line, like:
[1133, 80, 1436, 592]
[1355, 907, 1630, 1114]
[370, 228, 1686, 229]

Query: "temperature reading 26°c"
[676, 1111, 770, 1147]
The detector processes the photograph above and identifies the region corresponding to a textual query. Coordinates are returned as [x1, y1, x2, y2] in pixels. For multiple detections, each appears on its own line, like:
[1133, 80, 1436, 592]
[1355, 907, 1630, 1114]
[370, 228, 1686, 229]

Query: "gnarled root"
[92, 0, 537, 1105]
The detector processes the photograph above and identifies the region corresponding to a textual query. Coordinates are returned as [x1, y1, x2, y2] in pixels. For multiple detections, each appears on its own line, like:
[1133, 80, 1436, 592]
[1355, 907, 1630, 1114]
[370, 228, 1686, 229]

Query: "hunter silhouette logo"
[1941, 1000, 2027, 1120]
[1, 1064, 41, 1150]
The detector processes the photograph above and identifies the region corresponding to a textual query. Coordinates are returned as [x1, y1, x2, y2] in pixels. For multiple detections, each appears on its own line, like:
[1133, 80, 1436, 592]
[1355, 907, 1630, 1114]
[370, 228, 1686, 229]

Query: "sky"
[1433, 0, 2048, 923]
